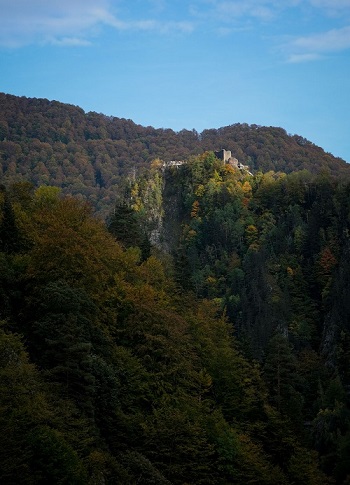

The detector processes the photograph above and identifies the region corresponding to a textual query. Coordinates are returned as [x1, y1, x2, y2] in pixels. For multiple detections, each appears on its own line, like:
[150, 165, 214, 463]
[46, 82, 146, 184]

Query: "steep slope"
[108, 152, 350, 482]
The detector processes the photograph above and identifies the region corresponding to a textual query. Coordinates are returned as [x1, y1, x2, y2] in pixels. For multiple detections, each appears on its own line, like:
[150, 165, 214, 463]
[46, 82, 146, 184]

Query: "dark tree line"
[0, 176, 338, 484]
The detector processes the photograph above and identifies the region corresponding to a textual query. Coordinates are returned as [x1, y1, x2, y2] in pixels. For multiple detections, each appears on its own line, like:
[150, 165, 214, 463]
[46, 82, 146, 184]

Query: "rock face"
[159, 169, 184, 254]
[143, 167, 182, 254]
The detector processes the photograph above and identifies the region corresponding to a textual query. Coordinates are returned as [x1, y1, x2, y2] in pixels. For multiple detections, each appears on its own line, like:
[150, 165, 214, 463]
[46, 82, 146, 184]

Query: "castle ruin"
[214, 149, 252, 174]
[162, 149, 252, 175]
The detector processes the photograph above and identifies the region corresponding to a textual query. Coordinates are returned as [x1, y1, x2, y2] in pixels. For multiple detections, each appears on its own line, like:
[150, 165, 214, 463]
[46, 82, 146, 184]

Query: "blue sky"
[1, 0, 350, 162]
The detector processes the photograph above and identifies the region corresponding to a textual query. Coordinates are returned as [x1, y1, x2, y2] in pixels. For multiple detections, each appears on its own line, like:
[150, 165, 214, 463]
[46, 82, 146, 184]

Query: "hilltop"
[0, 92, 349, 216]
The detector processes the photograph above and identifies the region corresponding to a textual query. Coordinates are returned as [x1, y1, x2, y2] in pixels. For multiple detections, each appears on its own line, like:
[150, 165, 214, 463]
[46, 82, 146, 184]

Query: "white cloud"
[106, 16, 193, 34]
[0, 0, 112, 46]
[191, 0, 350, 22]
[285, 25, 350, 62]
[148, 0, 167, 13]
[0, 0, 194, 48]
[158, 21, 194, 34]
[308, 0, 350, 17]
[217, 2, 276, 21]
[190, 0, 306, 21]
[2, 0, 350, 53]
[190, 0, 280, 22]
[50, 37, 92, 47]
[292, 25, 350, 52]
[287, 52, 323, 62]
[309, 0, 350, 9]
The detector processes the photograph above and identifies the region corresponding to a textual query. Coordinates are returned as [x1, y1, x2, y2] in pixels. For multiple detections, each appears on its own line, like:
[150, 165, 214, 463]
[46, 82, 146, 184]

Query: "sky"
[1, 1, 350, 162]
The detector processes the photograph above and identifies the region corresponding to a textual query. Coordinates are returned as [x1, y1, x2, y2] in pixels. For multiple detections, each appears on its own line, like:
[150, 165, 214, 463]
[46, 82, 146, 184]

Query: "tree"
[0, 326, 88, 484]
[0, 186, 22, 253]
[108, 202, 144, 248]
[30, 281, 97, 416]
[263, 333, 303, 425]
[20, 190, 126, 306]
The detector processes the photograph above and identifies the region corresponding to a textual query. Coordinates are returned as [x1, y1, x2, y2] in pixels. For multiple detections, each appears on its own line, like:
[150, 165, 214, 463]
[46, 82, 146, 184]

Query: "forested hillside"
[0, 182, 334, 484]
[110, 152, 350, 483]
[1, 92, 349, 216]
[1, 92, 350, 483]
[1, 149, 350, 483]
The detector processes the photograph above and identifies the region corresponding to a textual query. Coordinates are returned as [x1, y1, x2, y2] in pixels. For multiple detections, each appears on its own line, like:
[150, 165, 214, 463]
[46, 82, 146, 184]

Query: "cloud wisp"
[2, 0, 350, 65]
[309, 0, 350, 14]
[189, 0, 284, 24]
[285, 25, 350, 62]
[0, 0, 194, 48]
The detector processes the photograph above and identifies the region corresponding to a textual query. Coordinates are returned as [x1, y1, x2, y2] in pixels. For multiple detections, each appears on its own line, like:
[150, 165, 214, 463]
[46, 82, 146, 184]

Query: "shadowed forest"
[1, 94, 350, 484]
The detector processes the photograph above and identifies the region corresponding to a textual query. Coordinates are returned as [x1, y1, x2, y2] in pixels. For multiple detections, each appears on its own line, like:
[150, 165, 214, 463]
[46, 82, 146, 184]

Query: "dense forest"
[1, 93, 350, 483]
[1, 149, 350, 483]
[1, 92, 349, 216]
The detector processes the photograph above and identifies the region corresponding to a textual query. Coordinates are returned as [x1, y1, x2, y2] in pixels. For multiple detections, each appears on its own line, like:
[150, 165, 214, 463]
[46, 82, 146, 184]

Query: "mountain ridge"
[1, 92, 349, 216]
